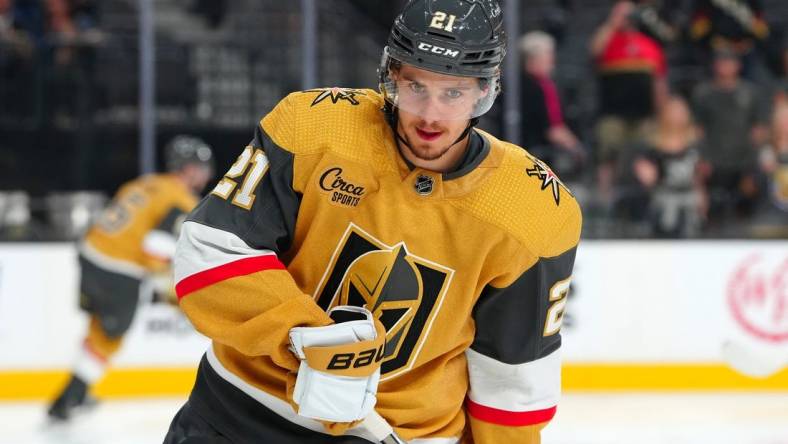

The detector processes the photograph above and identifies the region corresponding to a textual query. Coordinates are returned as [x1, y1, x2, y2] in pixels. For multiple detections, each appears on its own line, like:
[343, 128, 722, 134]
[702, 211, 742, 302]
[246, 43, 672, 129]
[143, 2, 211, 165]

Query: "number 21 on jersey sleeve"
[543, 277, 571, 336]
[211, 146, 269, 210]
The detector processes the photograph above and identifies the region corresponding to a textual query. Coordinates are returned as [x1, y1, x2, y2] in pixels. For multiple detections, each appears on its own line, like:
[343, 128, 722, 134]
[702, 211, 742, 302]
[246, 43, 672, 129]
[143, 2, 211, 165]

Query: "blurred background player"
[46, 135, 214, 421]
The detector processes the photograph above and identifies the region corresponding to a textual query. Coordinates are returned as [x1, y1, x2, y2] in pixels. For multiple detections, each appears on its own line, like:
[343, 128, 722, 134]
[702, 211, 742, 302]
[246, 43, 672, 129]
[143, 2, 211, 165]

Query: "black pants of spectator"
[706, 168, 757, 222]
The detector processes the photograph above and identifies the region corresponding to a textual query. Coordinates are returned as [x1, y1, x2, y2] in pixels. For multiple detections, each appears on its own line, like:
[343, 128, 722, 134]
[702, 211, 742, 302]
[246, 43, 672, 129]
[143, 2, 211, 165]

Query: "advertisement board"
[1, 241, 786, 397]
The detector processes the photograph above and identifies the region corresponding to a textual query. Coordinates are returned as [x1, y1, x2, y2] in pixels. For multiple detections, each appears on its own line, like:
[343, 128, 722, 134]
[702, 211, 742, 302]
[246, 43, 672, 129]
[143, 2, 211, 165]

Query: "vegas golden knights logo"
[314, 224, 453, 379]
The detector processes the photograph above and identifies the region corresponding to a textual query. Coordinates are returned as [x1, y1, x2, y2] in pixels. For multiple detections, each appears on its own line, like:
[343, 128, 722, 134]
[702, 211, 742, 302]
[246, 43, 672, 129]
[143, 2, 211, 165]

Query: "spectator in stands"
[774, 45, 788, 105]
[1, 0, 38, 122]
[10, 0, 45, 45]
[0, 0, 12, 33]
[751, 103, 788, 237]
[70, 0, 97, 31]
[591, 0, 668, 200]
[519, 31, 584, 176]
[190, 0, 228, 29]
[0, 0, 32, 55]
[692, 48, 768, 224]
[47, 0, 76, 60]
[44, 0, 101, 129]
[690, 0, 769, 65]
[631, 0, 679, 47]
[619, 96, 705, 237]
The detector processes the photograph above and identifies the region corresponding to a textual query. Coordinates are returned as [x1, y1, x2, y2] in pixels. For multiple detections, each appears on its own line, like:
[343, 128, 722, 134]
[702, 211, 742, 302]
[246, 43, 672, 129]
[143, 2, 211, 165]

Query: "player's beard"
[400, 135, 455, 161]
[396, 123, 464, 162]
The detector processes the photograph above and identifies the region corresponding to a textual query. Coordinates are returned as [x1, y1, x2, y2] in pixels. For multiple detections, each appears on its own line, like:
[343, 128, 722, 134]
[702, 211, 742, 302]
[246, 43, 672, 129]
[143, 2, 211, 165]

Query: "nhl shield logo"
[414, 174, 434, 196]
[313, 223, 454, 379]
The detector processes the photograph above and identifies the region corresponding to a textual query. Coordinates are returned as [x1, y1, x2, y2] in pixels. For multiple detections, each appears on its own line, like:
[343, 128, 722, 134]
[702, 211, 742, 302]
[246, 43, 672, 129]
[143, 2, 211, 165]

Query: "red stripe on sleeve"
[466, 398, 557, 427]
[176, 255, 285, 299]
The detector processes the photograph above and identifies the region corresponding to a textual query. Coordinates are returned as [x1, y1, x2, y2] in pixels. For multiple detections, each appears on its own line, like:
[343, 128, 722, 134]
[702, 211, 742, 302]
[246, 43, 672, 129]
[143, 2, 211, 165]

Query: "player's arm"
[466, 203, 581, 444]
[142, 206, 190, 267]
[143, 196, 198, 300]
[174, 100, 333, 370]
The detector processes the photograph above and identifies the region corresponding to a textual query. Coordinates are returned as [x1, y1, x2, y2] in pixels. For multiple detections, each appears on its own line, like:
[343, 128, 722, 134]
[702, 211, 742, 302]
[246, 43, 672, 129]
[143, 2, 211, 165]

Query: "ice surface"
[1, 393, 787, 444]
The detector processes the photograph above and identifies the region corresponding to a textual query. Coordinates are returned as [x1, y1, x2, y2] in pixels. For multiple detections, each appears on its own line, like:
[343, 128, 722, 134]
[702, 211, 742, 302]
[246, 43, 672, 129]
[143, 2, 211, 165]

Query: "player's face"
[393, 64, 486, 161]
[184, 164, 213, 193]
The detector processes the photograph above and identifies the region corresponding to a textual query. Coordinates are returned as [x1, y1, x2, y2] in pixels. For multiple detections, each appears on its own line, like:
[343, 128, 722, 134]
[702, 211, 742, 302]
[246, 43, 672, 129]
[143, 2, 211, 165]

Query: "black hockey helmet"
[379, 0, 506, 120]
[165, 135, 215, 173]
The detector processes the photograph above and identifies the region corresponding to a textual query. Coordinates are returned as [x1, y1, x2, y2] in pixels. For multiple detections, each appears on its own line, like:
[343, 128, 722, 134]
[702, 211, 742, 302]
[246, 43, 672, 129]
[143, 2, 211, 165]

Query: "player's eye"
[408, 82, 426, 95]
[445, 89, 463, 100]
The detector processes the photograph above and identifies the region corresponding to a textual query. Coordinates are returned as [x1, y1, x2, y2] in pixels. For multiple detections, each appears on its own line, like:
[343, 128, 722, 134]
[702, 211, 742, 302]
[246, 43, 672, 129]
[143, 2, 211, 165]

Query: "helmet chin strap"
[384, 103, 479, 159]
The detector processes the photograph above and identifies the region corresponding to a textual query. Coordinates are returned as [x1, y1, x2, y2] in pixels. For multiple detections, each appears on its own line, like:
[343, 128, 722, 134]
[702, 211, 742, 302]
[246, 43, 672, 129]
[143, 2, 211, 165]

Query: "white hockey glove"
[288, 305, 386, 423]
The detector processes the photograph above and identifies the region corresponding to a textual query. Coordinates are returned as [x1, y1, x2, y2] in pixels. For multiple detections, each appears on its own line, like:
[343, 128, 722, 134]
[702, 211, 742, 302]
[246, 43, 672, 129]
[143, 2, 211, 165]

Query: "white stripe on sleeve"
[465, 347, 561, 412]
[174, 221, 276, 283]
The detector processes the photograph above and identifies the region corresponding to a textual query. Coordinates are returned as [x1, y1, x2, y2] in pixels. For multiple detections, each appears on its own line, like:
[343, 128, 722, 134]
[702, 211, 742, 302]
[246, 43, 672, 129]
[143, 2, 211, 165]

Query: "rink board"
[0, 241, 786, 399]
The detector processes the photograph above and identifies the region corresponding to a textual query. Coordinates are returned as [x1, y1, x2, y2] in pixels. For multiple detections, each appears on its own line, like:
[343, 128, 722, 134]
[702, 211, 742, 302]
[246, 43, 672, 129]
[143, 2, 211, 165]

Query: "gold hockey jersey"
[175, 88, 582, 443]
[83, 173, 197, 274]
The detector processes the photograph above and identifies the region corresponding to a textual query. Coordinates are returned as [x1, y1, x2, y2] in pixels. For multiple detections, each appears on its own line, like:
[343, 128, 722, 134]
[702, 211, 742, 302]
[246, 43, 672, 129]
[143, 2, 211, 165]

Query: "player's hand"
[288, 305, 386, 424]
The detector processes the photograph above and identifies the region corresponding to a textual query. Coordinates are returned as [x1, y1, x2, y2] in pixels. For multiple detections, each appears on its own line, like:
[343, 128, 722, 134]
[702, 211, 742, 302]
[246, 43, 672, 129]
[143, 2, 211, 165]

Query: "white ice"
[1, 392, 787, 444]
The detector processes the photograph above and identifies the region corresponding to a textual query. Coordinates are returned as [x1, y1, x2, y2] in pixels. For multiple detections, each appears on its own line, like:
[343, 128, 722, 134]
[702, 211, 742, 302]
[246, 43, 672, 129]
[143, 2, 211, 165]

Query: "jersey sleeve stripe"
[465, 347, 560, 412]
[466, 399, 556, 427]
[174, 221, 286, 299]
[176, 254, 285, 299]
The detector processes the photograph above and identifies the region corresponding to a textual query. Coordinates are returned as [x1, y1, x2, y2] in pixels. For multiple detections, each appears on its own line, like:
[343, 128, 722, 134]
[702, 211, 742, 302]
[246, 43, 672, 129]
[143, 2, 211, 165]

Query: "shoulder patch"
[524, 157, 572, 206]
[306, 87, 368, 107]
[261, 88, 392, 172]
[450, 136, 581, 254]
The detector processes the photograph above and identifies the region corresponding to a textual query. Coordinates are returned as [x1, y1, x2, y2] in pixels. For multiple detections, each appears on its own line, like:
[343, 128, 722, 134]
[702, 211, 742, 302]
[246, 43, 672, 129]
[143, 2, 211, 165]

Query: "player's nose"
[417, 95, 444, 124]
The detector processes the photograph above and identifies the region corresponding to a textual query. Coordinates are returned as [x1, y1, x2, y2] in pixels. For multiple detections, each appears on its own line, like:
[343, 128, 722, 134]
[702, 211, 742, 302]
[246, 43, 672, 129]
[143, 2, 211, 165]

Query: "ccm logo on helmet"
[417, 42, 460, 59]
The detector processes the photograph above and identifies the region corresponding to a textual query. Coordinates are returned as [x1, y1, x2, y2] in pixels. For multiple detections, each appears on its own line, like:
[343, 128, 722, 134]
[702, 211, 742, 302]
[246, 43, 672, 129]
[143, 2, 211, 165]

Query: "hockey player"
[165, 0, 581, 442]
[47, 136, 214, 421]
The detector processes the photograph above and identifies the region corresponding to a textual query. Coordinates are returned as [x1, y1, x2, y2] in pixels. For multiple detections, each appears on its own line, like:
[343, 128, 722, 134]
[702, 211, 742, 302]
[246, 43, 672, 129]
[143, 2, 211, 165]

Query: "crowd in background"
[0, 0, 786, 240]
[517, 0, 788, 238]
[0, 0, 101, 127]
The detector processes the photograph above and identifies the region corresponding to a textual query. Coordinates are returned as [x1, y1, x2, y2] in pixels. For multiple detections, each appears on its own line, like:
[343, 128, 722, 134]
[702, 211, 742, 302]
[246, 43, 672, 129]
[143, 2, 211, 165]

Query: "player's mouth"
[415, 128, 443, 142]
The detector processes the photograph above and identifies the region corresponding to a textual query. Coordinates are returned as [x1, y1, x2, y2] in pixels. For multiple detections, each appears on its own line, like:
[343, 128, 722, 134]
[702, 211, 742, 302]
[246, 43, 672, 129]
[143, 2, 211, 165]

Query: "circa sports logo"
[727, 254, 788, 343]
[318, 167, 365, 207]
[313, 223, 454, 380]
